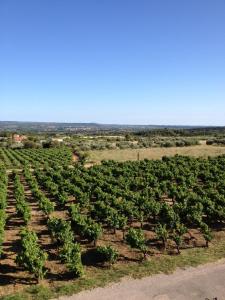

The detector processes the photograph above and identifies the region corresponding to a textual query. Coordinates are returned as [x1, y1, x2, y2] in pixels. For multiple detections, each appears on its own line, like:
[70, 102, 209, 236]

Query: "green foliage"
[200, 223, 213, 247]
[16, 227, 48, 280]
[69, 204, 82, 223]
[155, 224, 169, 250]
[47, 217, 83, 276]
[23, 167, 55, 215]
[57, 191, 68, 206]
[4, 151, 225, 278]
[0, 166, 7, 258]
[70, 204, 102, 245]
[83, 221, 102, 245]
[172, 223, 187, 254]
[13, 174, 31, 224]
[47, 217, 73, 244]
[39, 195, 55, 215]
[107, 210, 127, 234]
[0, 166, 8, 210]
[59, 240, 83, 276]
[96, 245, 119, 265]
[0, 209, 6, 257]
[125, 228, 147, 259]
[159, 203, 179, 229]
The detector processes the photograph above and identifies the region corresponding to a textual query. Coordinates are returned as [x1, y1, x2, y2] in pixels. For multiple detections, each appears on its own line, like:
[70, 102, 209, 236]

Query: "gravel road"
[57, 259, 225, 300]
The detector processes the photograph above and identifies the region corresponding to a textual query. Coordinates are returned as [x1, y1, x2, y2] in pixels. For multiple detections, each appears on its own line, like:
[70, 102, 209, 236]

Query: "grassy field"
[88, 145, 225, 163]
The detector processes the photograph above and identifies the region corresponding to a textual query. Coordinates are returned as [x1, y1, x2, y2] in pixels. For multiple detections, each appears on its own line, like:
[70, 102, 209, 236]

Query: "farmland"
[0, 148, 72, 169]
[88, 144, 225, 163]
[1, 146, 225, 299]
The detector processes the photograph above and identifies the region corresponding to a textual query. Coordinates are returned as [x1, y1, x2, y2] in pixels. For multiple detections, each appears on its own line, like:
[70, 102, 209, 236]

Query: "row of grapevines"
[2, 149, 21, 167]
[30, 166, 88, 274]
[16, 227, 48, 281]
[69, 204, 102, 246]
[20, 155, 223, 260]
[18, 147, 72, 168]
[13, 173, 31, 224]
[7, 149, 28, 166]
[0, 148, 11, 167]
[60, 156, 220, 255]
[0, 147, 73, 169]
[17, 168, 83, 278]
[34, 165, 91, 210]
[47, 217, 83, 276]
[14, 169, 50, 280]
[0, 165, 7, 257]
[34, 167, 69, 208]
[23, 167, 55, 216]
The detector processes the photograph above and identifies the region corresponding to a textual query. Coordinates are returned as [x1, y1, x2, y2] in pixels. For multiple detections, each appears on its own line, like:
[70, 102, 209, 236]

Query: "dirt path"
[57, 259, 225, 300]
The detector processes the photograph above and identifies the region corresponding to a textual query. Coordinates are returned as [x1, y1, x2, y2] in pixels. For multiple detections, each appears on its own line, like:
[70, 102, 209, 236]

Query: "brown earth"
[0, 172, 215, 297]
[72, 152, 79, 162]
[0, 174, 68, 296]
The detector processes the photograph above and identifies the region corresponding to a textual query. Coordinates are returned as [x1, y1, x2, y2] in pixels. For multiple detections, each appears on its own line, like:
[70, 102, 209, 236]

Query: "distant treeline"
[134, 127, 225, 137]
[206, 138, 225, 145]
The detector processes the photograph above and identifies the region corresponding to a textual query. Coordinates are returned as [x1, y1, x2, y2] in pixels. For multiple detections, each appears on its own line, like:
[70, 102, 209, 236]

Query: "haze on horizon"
[1, 0, 225, 126]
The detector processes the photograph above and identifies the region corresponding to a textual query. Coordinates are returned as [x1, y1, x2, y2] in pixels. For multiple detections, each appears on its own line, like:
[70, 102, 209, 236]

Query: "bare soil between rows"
[0, 172, 224, 297]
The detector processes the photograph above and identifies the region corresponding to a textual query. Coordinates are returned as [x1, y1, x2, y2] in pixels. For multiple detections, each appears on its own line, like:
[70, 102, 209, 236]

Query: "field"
[1, 147, 225, 299]
[0, 148, 72, 169]
[88, 144, 225, 163]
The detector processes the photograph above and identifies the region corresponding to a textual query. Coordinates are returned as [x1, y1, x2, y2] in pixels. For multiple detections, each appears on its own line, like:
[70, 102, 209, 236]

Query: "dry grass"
[88, 145, 225, 163]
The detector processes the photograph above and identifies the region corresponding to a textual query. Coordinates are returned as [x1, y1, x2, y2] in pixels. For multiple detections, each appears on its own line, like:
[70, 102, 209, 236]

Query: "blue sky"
[1, 0, 225, 125]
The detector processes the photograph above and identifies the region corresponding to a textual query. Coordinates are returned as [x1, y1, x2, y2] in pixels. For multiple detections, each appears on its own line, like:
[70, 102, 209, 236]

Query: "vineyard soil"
[1, 149, 225, 299]
[0, 171, 220, 297]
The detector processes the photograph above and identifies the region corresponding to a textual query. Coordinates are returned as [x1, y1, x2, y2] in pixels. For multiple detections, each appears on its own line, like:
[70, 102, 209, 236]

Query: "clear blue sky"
[1, 0, 225, 125]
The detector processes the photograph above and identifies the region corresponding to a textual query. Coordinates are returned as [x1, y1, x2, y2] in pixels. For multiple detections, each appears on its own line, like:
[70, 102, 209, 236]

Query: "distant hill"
[0, 121, 223, 133]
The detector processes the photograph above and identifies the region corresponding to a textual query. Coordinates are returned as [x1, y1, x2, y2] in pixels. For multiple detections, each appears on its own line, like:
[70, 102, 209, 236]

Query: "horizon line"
[0, 120, 224, 128]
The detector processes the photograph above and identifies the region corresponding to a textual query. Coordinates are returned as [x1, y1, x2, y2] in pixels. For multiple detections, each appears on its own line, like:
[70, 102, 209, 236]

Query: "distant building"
[12, 134, 27, 143]
[51, 136, 68, 143]
[51, 138, 64, 142]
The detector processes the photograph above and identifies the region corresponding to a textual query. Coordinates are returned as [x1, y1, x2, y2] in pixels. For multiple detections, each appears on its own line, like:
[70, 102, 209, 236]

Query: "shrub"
[125, 228, 147, 259]
[16, 227, 48, 281]
[59, 240, 83, 276]
[96, 245, 119, 265]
